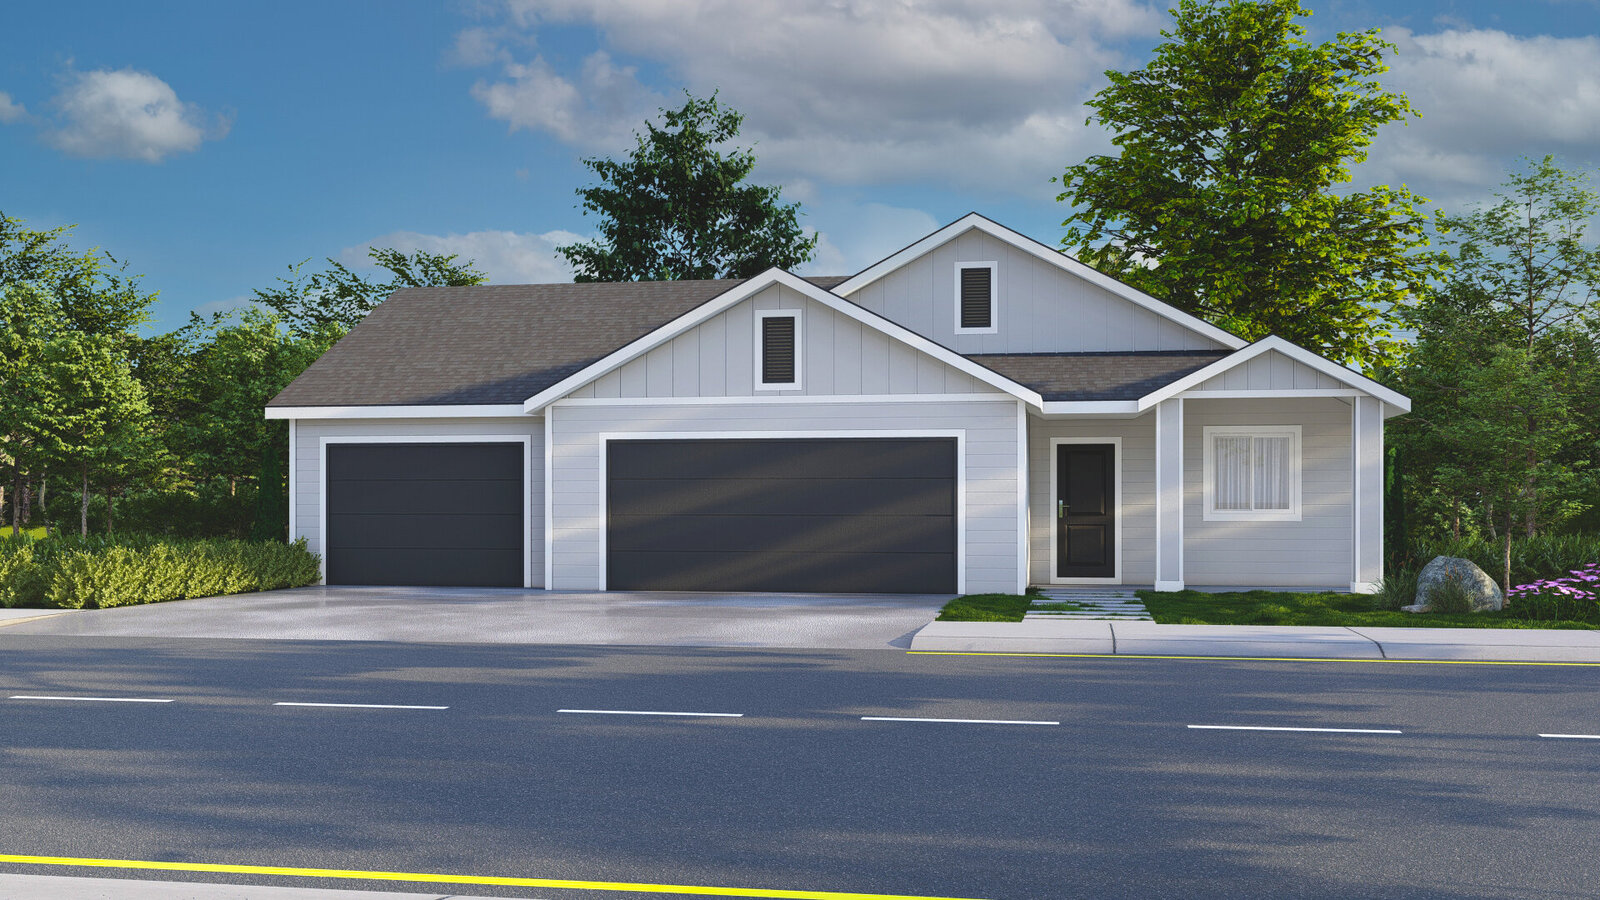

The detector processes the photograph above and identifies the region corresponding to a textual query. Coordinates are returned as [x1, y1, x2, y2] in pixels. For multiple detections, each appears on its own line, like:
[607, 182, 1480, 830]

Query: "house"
[265, 213, 1408, 595]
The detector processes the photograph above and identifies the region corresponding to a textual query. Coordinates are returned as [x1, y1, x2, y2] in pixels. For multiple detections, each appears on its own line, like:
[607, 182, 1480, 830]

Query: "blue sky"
[3, 0, 1598, 333]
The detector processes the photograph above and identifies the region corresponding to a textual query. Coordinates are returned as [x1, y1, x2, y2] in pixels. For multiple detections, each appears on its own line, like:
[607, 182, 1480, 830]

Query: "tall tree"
[254, 247, 486, 333]
[558, 93, 818, 282]
[1055, 0, 1437, 367]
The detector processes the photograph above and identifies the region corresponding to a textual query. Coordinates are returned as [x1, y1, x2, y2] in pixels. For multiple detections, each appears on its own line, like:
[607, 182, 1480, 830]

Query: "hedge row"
[0, 534, 321, 609]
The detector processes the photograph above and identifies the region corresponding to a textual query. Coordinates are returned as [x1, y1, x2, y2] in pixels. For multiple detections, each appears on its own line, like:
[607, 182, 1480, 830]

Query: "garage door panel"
[608, 550, 954, 593]
[327, 478, 522, 516]
[609, 513, 952, 555]
[608, 476, 953, 518]
[328, 512, 523, 550]
[327, 548, 522, 588]
[326, 443, 522, 481]
[606, 438, 956, 593]
[325, 443, 524, 586]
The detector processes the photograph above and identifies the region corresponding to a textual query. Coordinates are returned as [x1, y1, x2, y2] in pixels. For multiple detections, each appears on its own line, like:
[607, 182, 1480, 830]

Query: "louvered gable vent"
[960, 266, 992, 329]
[761, 314, 796, 384]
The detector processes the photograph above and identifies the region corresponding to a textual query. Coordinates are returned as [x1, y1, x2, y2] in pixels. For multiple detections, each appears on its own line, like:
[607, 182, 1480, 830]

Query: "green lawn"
[1139, 589, 1600, 629]
[936, 594, 1033, 622]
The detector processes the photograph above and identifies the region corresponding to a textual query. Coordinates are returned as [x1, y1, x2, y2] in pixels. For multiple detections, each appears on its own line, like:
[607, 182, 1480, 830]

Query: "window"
[1203, 426, 1301, 521]
[756, 310, 801, 390]
[954, 262, 997, 333]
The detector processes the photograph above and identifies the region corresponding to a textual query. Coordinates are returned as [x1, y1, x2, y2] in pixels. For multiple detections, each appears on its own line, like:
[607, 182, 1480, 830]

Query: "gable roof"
[266, 276, 849, 408]
[968, 351, 1230, 401]
[1139, 335, 1411, 413]
[832, 212, 1248, 352]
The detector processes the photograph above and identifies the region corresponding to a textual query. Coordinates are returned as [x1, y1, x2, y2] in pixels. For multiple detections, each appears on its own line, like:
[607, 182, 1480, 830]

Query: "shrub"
[1371, 568, 1420, 611]
[1408, 534, 1600, 591]
[1422, 573, 1475, 614]
[0, 535, 319, 609]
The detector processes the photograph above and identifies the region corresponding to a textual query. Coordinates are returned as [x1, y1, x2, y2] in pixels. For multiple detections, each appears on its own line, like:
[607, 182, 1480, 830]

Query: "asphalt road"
[0, 636, 1597, 900]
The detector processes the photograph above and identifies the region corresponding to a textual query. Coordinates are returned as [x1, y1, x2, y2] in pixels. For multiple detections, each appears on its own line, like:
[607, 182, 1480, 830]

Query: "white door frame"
[1048, 436, 1123, 585]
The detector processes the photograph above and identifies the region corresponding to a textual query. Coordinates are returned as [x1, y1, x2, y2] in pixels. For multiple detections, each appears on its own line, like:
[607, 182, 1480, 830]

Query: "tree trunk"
[107, 491, 115, 534]
[230, 476, 236, 497]
[8, 468, 17, 536]
[38, 470, 49, 538]
[17, 480, 30, 529]
[1451, 500, 1461, 541]
[1502, 512, 1514, 599]
[80, 465, 90, 537]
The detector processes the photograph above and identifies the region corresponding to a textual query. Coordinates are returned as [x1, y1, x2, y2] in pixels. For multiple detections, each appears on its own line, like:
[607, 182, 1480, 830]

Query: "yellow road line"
[907, 651, 1600, 667]
[0, 853, 985, 900]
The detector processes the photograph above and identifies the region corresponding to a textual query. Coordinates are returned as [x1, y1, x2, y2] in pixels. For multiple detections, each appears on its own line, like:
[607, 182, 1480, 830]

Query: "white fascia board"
[832, 212, 1248, 351]
[521, 268, 1044, 412]
[1039, 400, 1143, 417]
[1136, 336, 1412, 413]
[265, 404, 530, 420]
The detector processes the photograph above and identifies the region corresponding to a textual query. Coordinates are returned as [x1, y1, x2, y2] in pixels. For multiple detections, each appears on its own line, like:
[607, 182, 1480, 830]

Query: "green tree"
[0, 285, 63, 535]
[254, 247, 486, 333]
[558, 93, 817, 282]
[1055, 0, 1437, 367]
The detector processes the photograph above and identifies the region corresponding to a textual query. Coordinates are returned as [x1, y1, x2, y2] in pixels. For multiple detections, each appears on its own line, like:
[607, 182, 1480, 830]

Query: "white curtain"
[1253, 436, 1292, 510]
[1214, 436, 1251, 510]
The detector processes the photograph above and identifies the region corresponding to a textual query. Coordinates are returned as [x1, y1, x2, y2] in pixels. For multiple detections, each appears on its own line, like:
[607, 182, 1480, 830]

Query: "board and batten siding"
[562, 284, 1000, 401]
[1028, 416, 1156, 585]
[548, 399, 1022, 593]
[1183, 397, 1353, 587]
[842, 228, 1224, 355]
[291, 417, 545, 587]
[1186, 349, 1345, 392]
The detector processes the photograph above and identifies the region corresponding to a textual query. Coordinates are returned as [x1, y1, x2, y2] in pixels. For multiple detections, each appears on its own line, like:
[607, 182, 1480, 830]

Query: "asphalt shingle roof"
[268, 277, 849, 407]
[964, 351, 1230, 401]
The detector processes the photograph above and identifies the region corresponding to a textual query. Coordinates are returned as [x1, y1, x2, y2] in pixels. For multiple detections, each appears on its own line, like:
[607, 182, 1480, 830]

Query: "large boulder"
[1407, 556, 1504, 613]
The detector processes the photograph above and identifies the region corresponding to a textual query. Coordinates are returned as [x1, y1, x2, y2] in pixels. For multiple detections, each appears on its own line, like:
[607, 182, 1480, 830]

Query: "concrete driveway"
[0, 586, 949, 650]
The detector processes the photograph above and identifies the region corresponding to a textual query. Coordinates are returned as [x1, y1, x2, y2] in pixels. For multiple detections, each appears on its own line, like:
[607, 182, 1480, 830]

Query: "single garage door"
[325, 442, 524, 587]
[607, 438, 956, 593]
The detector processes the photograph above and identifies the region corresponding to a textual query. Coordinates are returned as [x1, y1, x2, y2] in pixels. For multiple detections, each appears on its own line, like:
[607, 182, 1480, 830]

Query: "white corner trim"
[1048, 436, 1123, 585]
[267, 404, 528, 420]
[286, 419, 297, 546]
[1154, 580, 1186, 592]
[953, 260, 998, 335]
[595, 429, 967, 594]
[833, 213, 1247, 350]
[522, 268, 1043, 412]
[1140, 336, 1411, 412]
[1016, 402, 1028, 595]
[1201, 425, 1302, 522]
[1352, 398, 1361, 588]
[544, 411, 554, 591]
[754, 308, 802, 391]
[317, 434, 534, 588]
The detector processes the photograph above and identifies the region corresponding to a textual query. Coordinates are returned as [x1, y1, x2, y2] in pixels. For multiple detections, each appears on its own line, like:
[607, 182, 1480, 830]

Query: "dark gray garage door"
[607, 438, 956, 593]
[325, 442, 523, 587]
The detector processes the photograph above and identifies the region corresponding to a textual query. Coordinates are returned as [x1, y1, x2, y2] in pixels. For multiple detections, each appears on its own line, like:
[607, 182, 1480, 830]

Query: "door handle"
[1058, 500, 1067, 519]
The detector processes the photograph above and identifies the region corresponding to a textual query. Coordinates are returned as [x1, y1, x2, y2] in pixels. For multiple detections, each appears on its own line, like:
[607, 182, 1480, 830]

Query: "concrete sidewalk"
[0, 874, 524, 899]
[910, 618, 1600, 662]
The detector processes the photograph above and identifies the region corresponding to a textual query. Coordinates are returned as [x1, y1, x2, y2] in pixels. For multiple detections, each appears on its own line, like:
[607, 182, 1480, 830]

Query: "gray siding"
[1183, 398, 1353, 587]
[562, 284, 999, 401]
[1188, 350, 1344, 392]
[843, 229, 1224, 354]
[1028, 415, 1156, 585]
[291, 417, 545, 587]
[548, 399, 1022, 593]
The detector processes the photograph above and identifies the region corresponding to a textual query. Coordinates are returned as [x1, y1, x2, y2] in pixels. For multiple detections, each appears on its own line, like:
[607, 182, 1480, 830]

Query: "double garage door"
[324, 437, 956, 593]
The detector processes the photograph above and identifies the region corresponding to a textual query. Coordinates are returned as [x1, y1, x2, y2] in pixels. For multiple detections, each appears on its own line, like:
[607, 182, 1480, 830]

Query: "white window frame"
[953, 261, 998, 335]
[754, 309, 802, 391]
[1202, 425, 1302, 522]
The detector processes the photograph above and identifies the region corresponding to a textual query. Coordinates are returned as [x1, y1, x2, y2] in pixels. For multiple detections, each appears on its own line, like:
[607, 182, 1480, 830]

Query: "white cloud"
[0, 91, 25, 124]
[44, 68, 227, 163]
[1361, 28, 1600, 205]
[464, 0, 1162, 193]
[345, 229, 583, 284]
[192, 295, 262, 318]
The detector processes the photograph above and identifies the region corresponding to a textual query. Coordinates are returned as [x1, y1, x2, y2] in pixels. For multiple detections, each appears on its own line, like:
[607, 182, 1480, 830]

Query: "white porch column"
[1154, 398, 1185, 591]
[1351, 397, 1384, 592]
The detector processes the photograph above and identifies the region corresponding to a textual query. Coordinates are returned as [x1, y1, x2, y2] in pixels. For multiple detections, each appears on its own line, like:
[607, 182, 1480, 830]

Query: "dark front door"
[1055, 443, 1115, 579]
[606, 438, 957, 593]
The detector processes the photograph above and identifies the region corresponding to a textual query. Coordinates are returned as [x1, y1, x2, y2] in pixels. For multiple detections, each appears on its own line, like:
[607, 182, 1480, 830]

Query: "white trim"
[552, 393, 1015, 407]
[754, 308, 802, 391]
[521, 269, 1044, 412]
[1039, 400, 1144, 417]
[1016, 402, 1028, 594]
[1140, 336, 1411, 413]
[1179, 389, 1359, 400]
[1350, 581, 1380, 594]
[267, 404, 527, 420]
[317, 434, 534, 588]
[1201, 425, 1302, 522]
[1048, 437, 1123, 585]
[1352, 398, 1361, 588]
[1154, 398, 1184, 591]
[544, 410, 554, 591]
[286, 419, 297, 545]
[595, 429, 966, 594]
[1154, 580, 1185, 592]
[834, 213, 1247, 350]
[953, 260, 998, 335]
